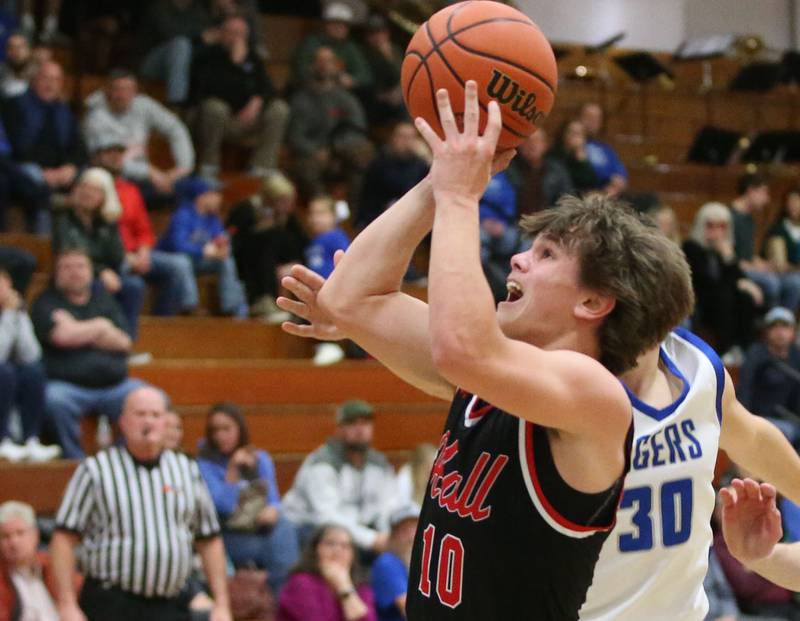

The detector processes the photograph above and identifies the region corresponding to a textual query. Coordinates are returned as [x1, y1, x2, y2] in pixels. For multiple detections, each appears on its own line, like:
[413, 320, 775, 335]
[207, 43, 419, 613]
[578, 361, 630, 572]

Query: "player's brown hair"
[520, 194, 694, 375]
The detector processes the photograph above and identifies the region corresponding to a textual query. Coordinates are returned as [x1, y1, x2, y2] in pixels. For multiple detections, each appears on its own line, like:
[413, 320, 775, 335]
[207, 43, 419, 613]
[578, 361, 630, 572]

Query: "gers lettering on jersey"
[632, 419, 703, 471]
[429, 431, 509, 523]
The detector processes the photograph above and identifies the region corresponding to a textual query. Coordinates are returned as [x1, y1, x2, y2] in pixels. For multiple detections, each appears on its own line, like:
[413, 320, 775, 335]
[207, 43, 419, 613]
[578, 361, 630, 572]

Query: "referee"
[49, 386, 232, 621]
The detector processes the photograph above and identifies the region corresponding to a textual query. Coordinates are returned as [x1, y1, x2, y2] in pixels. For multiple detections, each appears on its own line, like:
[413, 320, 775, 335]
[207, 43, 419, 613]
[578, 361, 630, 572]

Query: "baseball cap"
[389, 503, 420, 528]
[323, 2, 354, 23]
[336, 399, 374, 425]
[764, 306, 796, 327]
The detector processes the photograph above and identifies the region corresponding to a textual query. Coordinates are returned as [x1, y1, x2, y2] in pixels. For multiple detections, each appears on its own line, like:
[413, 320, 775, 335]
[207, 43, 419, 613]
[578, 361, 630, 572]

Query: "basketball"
[401, 1, 557, 149]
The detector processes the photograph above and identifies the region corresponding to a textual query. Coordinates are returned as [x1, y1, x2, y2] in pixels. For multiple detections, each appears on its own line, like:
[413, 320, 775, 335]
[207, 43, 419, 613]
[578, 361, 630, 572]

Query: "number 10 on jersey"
[419, 524, 465, 608]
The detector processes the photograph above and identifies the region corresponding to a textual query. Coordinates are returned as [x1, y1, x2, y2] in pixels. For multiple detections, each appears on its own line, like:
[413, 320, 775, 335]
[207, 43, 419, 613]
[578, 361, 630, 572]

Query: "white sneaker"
[23, 437, 61, 462]
[0, 438, 26, 462]
[313, 342, 345, 366]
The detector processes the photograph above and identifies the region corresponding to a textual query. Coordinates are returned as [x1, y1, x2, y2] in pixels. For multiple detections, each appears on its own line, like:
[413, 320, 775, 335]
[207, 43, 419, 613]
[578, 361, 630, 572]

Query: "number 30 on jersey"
[618, 478, 693, 551]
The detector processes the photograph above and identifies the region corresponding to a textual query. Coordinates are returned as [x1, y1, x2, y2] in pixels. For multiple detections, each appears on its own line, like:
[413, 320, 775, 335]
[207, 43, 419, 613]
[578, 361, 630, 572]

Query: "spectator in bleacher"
[283, 400, 396, 554]
[765, 187, 800, 286]
[360, 14, 404, 127]
[0, 244, 35, 295]
[737, 306, 800, 447]
[505, 128, 573, 215]
[356, 121, 428, 231]
[371, 505, 418, 621]
[277, 523, 377, 621]
[649, 204, 683, 245]
[0, 501, 79, 621]
[191, 15, 289, 181]
[548, 120, 601, 193]
[2, 60, 86, 233]
[138, 0, 213, 106]
[50, 386, 232, 621]
[92, 134, 198, 317]
[0, 265, 59, 462]
[227, 172, 306, 322]
[52, 167, 145, 338]
[730, 172, 798, 311]
[164, 409, 184, 451]
[83, 69, 195, 207]
[197, 401, 300, 595]
[682, 202, 762, 361]
[395, 443, 436, 509]
[157, 177, 248, 317]
[288, 46, 372, 200]
[207, 0, 267, 59]
[480, 171, 519, 302]
[30, 247, 143, 458]
[578, 102, 628, 197]
[0, 32, 36, 97]
[291, 2, 371, 93]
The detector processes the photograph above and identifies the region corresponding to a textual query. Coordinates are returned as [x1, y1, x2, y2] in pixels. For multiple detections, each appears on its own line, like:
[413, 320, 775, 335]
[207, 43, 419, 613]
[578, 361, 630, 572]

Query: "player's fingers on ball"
[482, 100, 502, 148]
[436, 88, 458, 138]
[464, 80, 480, 136]
[415, 116, 443, 149]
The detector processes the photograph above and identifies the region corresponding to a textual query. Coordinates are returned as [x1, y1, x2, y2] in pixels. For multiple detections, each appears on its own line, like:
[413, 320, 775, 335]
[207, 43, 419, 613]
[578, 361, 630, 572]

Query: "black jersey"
[406, 389, 630, 621]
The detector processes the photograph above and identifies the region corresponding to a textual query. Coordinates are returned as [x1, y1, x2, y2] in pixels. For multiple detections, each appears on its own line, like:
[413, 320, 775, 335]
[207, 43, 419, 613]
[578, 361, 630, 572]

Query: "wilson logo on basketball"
[486, 69, 546, 126]
[429, 431, 509, 523]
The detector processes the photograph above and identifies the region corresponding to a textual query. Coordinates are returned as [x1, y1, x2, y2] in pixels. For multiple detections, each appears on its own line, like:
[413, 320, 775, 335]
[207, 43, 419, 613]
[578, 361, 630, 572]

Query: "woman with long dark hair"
[197, 401, 299, 594]
[277, 524, 377, 621]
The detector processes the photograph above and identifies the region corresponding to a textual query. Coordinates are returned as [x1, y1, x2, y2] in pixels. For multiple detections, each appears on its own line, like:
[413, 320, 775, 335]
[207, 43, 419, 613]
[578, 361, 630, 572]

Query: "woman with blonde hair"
[52, 167, 144, 337]
[682, 201, 762, 360]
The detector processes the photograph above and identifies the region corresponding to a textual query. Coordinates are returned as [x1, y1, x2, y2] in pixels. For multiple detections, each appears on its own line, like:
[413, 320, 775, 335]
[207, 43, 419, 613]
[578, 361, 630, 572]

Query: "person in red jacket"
[0, 501, 81, 621]
[92, 134, 198, 315]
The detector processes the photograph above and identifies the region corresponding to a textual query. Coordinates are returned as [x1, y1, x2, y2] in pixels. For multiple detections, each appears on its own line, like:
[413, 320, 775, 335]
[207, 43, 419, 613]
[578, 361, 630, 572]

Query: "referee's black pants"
[79, 578, 189, 621]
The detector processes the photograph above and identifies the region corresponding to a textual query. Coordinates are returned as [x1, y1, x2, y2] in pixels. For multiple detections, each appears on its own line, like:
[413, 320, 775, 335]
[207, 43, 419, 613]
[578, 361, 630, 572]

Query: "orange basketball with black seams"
[401, 1, 557, 149]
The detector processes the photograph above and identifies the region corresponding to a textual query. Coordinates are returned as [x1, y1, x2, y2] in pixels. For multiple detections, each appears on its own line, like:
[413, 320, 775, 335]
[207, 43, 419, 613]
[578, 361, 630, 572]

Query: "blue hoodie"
[157, 177, 225, 259]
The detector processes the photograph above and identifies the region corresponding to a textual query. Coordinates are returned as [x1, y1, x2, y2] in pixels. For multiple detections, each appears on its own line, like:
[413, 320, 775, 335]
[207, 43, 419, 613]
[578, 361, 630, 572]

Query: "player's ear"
[574, 291, 616, 322]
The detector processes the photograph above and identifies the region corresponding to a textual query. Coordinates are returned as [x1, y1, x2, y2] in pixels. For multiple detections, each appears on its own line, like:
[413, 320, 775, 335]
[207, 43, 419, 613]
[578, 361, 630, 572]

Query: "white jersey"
[580, 329, 723, 621]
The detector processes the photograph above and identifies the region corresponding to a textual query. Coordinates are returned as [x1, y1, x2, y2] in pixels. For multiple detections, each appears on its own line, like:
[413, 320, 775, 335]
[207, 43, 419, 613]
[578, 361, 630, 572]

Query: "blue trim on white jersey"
[673, 327, 725, 423]
[623, 347, 690, 421]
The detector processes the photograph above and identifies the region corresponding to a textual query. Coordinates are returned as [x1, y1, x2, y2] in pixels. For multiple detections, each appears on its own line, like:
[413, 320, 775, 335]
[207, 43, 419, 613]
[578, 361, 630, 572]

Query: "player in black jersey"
[277, 82, 691, 620]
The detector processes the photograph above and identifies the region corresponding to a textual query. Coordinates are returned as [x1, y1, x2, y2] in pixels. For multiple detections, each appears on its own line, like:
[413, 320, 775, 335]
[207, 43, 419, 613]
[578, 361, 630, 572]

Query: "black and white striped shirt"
[55, 446, 220, 598]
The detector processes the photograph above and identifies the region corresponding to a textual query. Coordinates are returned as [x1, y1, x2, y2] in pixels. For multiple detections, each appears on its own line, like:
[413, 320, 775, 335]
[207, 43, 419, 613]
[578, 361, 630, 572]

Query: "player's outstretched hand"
[720, 477, 783, 565]
[415, 80, 509, 205]
[277, 250, 347, 341]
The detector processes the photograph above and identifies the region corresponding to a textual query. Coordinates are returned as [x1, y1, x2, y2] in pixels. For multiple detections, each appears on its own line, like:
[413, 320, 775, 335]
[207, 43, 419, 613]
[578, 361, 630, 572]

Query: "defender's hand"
[720, 478, 783, 566]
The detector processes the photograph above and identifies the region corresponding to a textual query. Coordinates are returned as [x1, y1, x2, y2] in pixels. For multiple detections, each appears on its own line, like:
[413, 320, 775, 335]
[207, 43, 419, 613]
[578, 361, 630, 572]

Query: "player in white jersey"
[580, 329, 800, 621]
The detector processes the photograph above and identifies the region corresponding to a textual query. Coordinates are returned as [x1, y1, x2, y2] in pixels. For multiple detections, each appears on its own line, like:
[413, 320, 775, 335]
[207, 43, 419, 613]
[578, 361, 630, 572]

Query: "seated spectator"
[731, 173, 797, 311]
[0, 265, 58, 462]
[356, 121, 428, 231]
[0, 245, 36, 295]
[83, 69, 194, 206]
[371, 506, 418, 621]
[227, 172, 306, 322]
[2, 60, 86, 233]
[360, 14, 404, 127]
[0, 32, 37, 98]
[207, 0, 267, 59]
[138, 0, 212, 105]
[578, 103, 628, 196]
[197, 401, 299, 594]
[288, 46, 373, 201]
[277, 524, 377, 621]
[92, 135, 197, 316]
[31, 247, 142, 458]
[163, 409, 184, 452]
[479, 171, 519, 302]
[738, 306, 800, 446]
[191, 15, 289, 180]
[682, 202, 762, 360]
[649, 204, 683, 245]
[548, 120, 600, 193]
[157, 177, 247, 317]
[52, 167, 144, 338]
[0, 500, 80, 621]
[505, 128, 573, 215]
[395, 443, 436, 508]
[305, 195, 350, 366]
[765, 188, 800, 282]
[283, 400, 396, 553]
[291, 2, 371, 92]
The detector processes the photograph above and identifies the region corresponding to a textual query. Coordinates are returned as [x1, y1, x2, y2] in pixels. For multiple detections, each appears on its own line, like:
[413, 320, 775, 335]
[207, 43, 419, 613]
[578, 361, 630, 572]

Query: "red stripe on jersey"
[524, 422, 619, 533]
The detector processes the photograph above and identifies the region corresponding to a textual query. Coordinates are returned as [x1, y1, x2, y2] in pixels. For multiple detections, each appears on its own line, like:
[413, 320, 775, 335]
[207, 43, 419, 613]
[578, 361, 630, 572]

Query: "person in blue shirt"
[305, 195, 350, 279]
[479, 171, 519, 301]
[371, 505, 419, 621]
[579, 103, 628, 196]
[157, 176, 247, 316]
[197, 401, 300, 595]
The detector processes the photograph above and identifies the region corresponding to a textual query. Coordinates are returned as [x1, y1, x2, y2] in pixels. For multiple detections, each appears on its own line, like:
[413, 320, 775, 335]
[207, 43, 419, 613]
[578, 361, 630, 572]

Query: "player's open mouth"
[506, 280, 523, 302]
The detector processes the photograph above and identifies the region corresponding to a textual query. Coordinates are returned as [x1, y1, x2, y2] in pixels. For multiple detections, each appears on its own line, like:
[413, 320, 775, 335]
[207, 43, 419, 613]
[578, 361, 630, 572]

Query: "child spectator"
[277, 524, 377, 621]
[371, 506, 418, 621]
[157, 177, 247, 317]
[197, 401, 299, 595]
